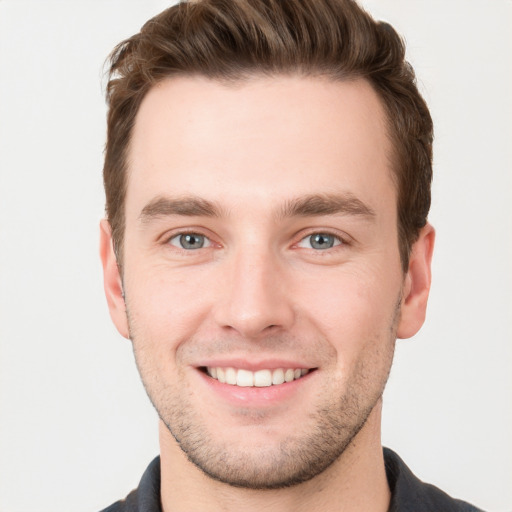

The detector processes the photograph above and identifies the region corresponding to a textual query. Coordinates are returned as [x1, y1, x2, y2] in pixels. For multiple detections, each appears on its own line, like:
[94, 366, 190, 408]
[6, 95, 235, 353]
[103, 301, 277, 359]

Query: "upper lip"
[195, 358, 316, 371]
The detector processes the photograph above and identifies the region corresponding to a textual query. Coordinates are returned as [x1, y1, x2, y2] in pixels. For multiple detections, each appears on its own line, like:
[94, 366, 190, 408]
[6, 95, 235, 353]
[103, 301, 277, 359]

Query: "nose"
[213, 246, 295, 338]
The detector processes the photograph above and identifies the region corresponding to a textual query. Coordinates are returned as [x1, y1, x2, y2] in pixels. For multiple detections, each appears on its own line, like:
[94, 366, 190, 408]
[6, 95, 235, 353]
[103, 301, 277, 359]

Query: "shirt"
[100, 448, 484, 511]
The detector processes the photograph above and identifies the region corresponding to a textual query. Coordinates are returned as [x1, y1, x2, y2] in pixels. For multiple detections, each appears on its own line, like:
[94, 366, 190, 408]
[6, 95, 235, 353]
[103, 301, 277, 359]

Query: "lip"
[196, 358, 313, 372]
[194, 364, 316, 406]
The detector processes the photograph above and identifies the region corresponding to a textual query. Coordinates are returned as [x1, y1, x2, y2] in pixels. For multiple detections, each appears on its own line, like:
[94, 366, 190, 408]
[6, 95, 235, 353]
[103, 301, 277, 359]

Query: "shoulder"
[99, 489, 138, 512]
[98, 457, 161, 512]
[384, 448, 485, 512]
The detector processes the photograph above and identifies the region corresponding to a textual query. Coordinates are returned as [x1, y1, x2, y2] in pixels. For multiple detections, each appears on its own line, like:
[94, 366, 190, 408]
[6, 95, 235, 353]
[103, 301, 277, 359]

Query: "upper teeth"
[207, 367, 309, 387]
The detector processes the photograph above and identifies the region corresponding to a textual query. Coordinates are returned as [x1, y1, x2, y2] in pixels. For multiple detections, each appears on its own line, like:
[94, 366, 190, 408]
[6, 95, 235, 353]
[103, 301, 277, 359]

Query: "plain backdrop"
[0, 1, 511, 511]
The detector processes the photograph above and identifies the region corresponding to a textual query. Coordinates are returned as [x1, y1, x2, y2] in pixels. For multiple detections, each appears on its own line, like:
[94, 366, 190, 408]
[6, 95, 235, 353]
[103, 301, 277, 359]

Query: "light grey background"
[0, 1, 510, 511]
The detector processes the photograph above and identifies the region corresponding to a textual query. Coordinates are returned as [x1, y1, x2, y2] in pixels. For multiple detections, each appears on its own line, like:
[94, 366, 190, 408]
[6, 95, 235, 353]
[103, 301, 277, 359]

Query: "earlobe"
[397, 223, 435, 339]
[99, 219, 130, 339]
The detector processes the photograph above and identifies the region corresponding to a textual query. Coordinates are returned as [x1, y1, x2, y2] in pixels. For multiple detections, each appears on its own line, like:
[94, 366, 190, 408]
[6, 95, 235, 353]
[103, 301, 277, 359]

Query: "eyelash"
[296, 232, 345, 251]
[163, 229, 349, 253]
[166, 231, 213, 251]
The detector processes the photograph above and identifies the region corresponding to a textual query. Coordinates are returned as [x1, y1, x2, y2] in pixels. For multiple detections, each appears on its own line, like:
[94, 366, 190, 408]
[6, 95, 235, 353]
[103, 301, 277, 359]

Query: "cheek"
[299, 266, 399, 330]
[124, 263, 217, 348]
[294, 264, 401, 372]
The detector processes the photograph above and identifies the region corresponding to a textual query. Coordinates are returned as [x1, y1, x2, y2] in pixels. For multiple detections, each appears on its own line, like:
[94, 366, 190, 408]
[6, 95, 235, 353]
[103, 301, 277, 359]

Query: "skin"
[100, 75, 434, 512]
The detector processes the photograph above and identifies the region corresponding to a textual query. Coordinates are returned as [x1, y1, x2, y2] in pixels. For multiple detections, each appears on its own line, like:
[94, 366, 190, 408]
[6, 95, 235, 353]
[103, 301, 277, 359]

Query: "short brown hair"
[104, 0, 433, 271]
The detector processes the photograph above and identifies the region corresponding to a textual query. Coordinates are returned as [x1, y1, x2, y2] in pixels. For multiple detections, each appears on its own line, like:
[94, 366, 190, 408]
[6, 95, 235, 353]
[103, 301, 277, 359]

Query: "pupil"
[311, 234, 333, 249]
[181, 234, 204, 249]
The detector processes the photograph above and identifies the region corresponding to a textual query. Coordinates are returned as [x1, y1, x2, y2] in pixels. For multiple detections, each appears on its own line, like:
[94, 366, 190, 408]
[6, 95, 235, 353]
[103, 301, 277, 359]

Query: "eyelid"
[294, 229, 351, 249]
[167, 232, 212, 249]
[158, 227, 351, 252]
[160, 227, 218, 249]
[296, 234, 340, 250]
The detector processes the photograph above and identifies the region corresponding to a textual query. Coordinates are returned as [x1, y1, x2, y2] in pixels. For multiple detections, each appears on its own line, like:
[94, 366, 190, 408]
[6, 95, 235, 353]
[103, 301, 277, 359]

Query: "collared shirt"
[100, 448, 484, 512]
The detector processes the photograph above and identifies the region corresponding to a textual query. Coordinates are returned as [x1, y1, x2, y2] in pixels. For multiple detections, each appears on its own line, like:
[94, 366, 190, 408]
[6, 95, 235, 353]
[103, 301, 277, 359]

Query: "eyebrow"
[277, 193, 376, 220]
[138, 193, 376, 223]
[139, 196, 224, 223]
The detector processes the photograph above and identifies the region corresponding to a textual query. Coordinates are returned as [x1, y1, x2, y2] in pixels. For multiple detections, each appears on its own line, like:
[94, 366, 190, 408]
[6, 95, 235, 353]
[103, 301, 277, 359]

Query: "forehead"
[126, 75, 394, 216]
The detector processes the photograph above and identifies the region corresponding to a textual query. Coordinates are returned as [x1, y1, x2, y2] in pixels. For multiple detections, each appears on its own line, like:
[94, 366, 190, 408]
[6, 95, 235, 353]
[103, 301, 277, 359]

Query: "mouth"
[201, 366, 313, 388]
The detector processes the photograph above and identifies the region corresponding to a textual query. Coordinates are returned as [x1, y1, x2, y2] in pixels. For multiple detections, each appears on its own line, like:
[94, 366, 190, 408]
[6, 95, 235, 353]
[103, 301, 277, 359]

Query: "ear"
[397, 223, 435, 339]
[99, 219, 130, 339]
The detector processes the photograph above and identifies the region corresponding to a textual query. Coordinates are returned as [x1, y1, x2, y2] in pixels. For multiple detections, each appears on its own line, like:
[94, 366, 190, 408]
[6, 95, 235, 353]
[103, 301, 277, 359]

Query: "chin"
[160, 397, 375, 489]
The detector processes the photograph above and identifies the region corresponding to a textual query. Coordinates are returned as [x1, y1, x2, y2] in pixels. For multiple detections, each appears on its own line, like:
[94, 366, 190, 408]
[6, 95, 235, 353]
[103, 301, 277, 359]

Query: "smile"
[205, 367, 311, 387]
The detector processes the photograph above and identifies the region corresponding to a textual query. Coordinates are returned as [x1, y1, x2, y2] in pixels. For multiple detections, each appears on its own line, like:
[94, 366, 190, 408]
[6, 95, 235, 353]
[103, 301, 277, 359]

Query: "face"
[101, 75, 433, 489]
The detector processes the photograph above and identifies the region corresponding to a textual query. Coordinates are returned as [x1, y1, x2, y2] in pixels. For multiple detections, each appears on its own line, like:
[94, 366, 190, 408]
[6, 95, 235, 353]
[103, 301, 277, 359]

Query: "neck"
[159, 401, 390, 512]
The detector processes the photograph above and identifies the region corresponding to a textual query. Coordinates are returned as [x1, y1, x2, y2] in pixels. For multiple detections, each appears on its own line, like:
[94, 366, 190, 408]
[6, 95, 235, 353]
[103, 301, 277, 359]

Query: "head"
[100, 0, 435, 491]
[103, 0, 433, 273]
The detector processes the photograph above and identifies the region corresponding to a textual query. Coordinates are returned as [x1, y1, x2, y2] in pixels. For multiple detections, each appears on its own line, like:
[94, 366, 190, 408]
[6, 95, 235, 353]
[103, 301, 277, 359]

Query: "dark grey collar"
[100, 448, 484, 511]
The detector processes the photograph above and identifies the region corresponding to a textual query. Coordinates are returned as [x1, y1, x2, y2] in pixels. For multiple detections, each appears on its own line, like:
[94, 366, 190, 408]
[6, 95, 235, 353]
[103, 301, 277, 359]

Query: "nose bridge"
[214, 240, 294, 337]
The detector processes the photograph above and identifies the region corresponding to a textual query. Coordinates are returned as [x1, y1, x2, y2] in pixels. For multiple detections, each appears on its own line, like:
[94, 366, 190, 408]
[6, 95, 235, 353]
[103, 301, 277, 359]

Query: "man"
[98, 0, 482, 510]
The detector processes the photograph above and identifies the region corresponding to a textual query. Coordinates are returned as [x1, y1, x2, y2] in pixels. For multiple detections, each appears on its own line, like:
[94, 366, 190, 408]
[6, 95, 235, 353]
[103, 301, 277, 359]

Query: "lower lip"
[196, 369, 314, 406]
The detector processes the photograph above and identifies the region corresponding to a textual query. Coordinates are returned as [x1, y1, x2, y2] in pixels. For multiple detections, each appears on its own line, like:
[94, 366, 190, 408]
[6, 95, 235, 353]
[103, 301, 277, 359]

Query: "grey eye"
[169, 233, 210, 250]
[298, 233, 341, 250]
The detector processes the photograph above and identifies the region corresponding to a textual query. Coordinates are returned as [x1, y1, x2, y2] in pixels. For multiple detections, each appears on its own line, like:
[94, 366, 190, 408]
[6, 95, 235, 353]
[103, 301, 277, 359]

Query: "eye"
[168, 233, 211, 250]
[297, 233, 342, 250]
